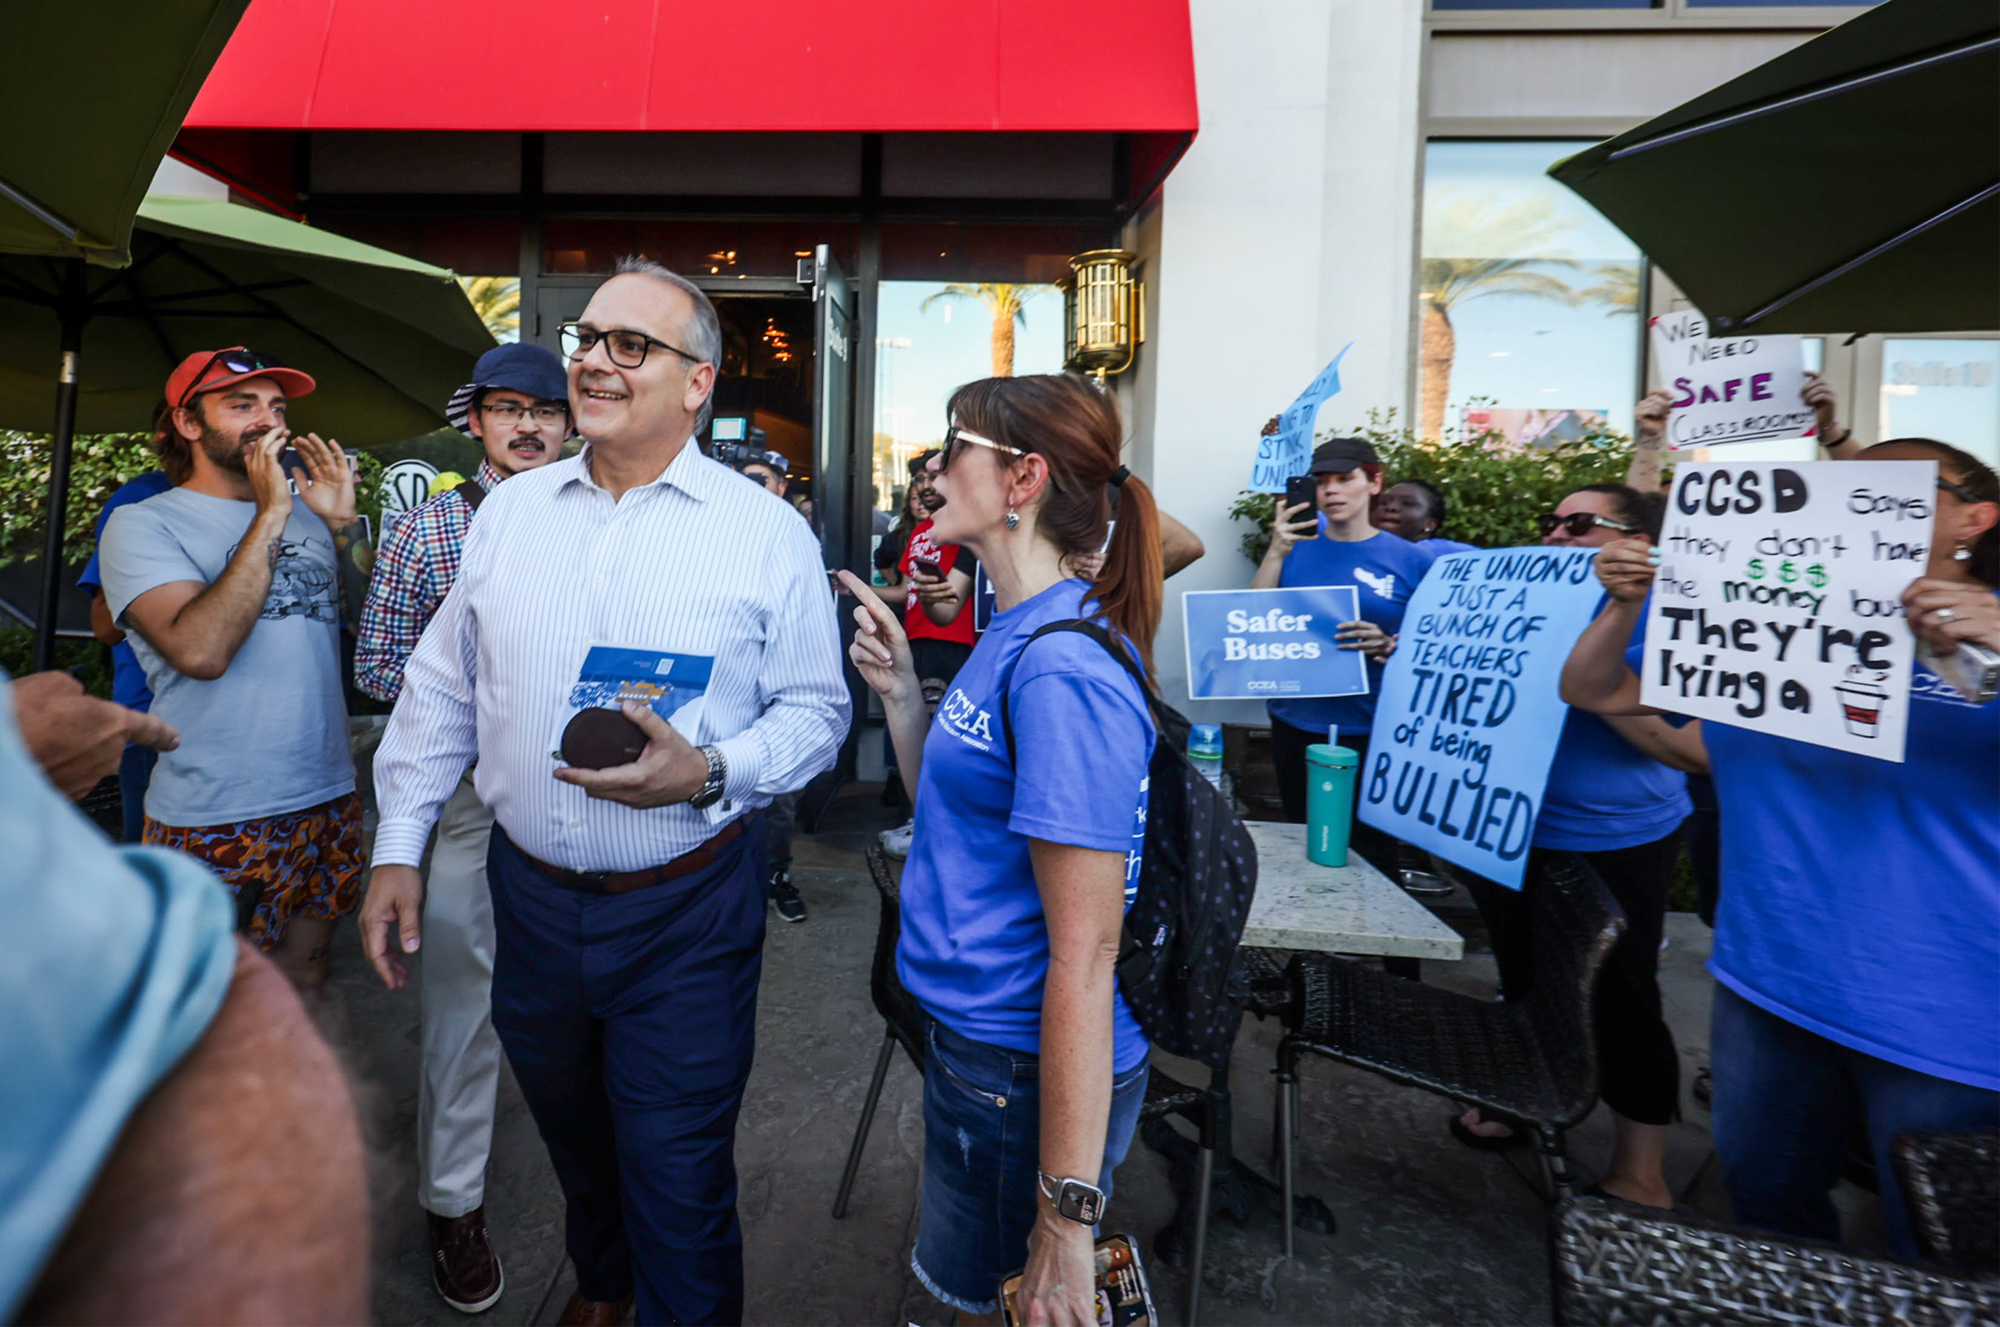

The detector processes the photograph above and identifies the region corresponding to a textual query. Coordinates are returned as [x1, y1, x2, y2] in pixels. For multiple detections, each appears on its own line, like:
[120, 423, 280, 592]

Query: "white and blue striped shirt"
[373, 439, 850, 873]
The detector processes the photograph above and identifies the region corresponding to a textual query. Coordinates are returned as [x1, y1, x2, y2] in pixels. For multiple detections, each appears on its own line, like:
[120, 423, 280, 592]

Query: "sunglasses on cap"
[939, 424, 1026, 473]
[178, 348, 289, 408]
[1537, 510, 1643, 538]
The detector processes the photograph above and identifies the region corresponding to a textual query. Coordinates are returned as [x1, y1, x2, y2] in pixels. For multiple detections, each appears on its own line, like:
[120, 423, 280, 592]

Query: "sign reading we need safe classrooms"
[1183, 586, 1369, 701]
[1358, 548, 1607, 890]
[1650, 311, 1813, 450]
[1642, 460, 1936, 761]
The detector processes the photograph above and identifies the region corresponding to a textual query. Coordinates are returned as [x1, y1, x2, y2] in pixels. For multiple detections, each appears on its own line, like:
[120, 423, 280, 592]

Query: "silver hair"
[611, 254, 721, 430]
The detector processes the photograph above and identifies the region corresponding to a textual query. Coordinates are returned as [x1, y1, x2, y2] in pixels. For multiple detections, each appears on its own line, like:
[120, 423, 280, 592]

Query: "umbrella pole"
[31, 260, 86, 673]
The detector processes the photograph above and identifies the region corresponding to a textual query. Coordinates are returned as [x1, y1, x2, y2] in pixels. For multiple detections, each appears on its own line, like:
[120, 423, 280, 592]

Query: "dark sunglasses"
[939, 423, 1026, 473]
[1537, 511, 1643, 538]
[179, 348, 288, 408]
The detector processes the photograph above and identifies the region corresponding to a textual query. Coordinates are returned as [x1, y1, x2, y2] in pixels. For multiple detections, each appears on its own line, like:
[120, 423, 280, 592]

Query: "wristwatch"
[1038, 1171, 1107, 1225]
[688, 744, 728, 809]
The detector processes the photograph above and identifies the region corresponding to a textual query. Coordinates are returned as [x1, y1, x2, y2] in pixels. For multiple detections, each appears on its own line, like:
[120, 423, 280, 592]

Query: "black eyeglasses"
[1938, 475, 1984, 504]
[481, 400, 569, 425]
[939, 424, 1026, 473]
[558, 321, 700, 370]
[1537, 511, 1643, 538]
[179, 348, 288, 408]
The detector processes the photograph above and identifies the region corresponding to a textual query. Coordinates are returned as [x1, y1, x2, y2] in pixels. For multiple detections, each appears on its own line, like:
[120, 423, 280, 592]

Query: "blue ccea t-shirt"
[1703, 620, 2000, 1092]
[1268, 526, 1436, 737]
[1535, 603, 1691, 852]
[898, 578, 1156, 1073]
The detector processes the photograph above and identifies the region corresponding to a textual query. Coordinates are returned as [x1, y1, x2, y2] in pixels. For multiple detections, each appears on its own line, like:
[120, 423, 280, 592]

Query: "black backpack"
[1001, 619, 1258, 1071]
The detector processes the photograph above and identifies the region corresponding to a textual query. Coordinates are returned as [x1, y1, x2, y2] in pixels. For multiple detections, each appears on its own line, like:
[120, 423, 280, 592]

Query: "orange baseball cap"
[165, 347, 317, 409]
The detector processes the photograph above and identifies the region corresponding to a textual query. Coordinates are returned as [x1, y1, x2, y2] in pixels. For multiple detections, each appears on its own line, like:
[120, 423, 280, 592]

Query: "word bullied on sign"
[1182, 586, 1368, 701]
[1359, 549, 1606, 890]
[1642, 460, 1937, 761]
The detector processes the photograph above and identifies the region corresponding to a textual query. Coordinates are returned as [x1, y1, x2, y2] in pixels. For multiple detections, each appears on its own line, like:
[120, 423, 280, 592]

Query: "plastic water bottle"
[1188, 723, 1225, 789]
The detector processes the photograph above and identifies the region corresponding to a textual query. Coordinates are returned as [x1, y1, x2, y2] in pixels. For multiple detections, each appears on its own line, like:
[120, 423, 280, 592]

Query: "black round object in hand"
[560, 707, 647, 770]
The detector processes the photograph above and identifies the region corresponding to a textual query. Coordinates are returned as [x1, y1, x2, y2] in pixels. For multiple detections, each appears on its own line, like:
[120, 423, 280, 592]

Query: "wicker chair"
[1272, 853, 1624, 1254]
[1893, 1132, 2000, 1274]
[1551, 1195, 2000, 1326]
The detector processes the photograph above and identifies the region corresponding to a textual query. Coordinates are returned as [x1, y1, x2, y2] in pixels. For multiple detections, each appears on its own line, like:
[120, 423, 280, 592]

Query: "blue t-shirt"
[1417, 537, 1478, 557]
[898, 578, 1155, 1073]
[77, 471, 173, 711]
[1704, 626, 2000, 1091]
[1268, 527, 1436, 736]
[1535, 605, 1690, 852]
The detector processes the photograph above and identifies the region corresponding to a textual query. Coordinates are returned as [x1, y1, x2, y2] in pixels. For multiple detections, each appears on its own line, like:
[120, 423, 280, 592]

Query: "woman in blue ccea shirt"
[1453, 483, 1691, 1214]
[1254, 437, 1436, 870]
[1561, 440, 2000, 1257]
[838, 375, 1163, 1325]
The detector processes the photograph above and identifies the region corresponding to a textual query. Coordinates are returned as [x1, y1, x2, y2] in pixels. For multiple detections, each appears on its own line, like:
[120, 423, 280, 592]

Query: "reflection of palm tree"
[1418, 194, 1580, 439]
[921, 283, 1046, 377]
[1579, 262, 1641, 316]
[458, 276, 521, 340]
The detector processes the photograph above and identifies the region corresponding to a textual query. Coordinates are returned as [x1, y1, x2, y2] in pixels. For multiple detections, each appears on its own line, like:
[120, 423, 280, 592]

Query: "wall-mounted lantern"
[1061, 249, 1144, 382]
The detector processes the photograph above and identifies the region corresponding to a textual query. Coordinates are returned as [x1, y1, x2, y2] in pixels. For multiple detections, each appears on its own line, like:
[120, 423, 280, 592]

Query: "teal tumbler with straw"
[1306, 739, 1358, 867]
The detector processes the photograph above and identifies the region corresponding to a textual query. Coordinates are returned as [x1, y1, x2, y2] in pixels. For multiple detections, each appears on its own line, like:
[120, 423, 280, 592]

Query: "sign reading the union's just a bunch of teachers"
[1642, 459, 1937, 761]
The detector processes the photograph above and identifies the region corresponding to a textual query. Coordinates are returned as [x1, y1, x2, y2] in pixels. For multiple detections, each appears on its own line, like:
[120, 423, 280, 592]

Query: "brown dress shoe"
[427, 1207, 505, 1314]
[556, 1289, 634, 1326]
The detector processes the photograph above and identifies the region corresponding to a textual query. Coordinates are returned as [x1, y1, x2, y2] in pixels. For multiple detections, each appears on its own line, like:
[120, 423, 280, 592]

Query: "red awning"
[184, 0, 1196, 138]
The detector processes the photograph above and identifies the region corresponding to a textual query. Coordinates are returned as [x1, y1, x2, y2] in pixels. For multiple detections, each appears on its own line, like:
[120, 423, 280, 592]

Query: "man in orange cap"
[98, 348, 368, 1003]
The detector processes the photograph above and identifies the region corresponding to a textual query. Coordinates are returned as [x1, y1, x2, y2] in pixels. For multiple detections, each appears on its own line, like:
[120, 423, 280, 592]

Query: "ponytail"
[944, 374, 1165, 684]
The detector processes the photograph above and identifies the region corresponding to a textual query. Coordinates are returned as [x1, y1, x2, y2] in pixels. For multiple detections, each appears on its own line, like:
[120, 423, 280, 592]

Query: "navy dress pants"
[487, 819, 767, 1326]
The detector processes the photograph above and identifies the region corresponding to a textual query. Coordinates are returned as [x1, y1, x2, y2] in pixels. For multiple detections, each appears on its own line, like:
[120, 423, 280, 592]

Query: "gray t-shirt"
[100, 488, 354, 826]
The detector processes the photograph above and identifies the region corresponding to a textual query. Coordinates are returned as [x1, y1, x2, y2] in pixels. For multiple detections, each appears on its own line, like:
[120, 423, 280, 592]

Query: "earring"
[1955, 541, 1973, 561]
[1004, 507, 1020, 531]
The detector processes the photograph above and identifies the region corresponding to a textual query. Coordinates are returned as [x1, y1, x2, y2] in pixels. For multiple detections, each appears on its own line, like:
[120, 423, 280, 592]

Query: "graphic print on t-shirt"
[1354, 567, 1400, 601]
[230, 534, 337, 623]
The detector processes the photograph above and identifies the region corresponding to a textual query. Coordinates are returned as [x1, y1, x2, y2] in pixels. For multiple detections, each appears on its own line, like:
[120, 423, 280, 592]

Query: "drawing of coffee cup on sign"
[1834, 667, 1892, 739]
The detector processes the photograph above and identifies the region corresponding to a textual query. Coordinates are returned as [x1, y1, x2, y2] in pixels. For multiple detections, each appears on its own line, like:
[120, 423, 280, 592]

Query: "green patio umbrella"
[0, 0, 249, 266]
[1549, 0, 1998, 336]
[1, 196, 494, 666]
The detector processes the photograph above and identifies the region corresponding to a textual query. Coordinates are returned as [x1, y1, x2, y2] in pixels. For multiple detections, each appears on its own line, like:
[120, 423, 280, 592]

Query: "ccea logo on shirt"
[1355, 568, 1399, 601]
[937, 686, 996, 751]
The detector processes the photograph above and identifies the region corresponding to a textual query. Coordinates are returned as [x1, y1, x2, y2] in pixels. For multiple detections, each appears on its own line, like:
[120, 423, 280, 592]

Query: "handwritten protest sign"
[1183, 586, 1368, 701]
[1358, 548, 1605, 890]
[1249, 343, 1354, 493]
[1643, 460, 1936, 761]
[1650, 311, 1813, 450]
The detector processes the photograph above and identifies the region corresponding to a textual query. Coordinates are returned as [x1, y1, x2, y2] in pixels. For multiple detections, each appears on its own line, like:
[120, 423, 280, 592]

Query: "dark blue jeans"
[487, 820, 766, 1326]
[118, 742, 158, 844]
[1711, 983, 2000, 1257]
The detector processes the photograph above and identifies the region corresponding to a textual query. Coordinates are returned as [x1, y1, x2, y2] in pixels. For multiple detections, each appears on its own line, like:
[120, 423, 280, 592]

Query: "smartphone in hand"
[1283, 474, 1320, 539]
[912, 556, 944, 580]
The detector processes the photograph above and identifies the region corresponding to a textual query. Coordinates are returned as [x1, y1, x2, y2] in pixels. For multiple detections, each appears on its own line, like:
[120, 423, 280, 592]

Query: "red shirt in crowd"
[899, 518, 978, 646]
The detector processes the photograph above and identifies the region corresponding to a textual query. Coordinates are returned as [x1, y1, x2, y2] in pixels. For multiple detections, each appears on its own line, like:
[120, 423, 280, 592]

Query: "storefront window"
[870, 279, 1066, 543]
[1879, 339, 1999, 468]
[542, 219, 854, 277]
[1418, 140, 1643, 443]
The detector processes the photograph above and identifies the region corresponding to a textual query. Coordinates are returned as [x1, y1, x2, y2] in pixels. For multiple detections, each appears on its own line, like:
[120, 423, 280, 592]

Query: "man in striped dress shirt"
[365, 258, 850, 1327]
[353, 341, 571, 1315]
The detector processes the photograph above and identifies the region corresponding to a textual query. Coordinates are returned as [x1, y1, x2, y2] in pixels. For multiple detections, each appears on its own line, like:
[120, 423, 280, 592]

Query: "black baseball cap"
[1308, 437, 1380, 474]
[909, 449, 941, 477]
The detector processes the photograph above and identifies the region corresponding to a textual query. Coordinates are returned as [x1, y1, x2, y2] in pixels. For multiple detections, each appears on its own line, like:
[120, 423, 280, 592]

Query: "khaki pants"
[417, 771, 501, 1217]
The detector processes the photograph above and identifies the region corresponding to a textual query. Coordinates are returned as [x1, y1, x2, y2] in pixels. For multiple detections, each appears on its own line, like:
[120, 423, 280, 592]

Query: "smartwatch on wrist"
[688, 744, 727, 809]
[1038, 1171, 1107, 1225]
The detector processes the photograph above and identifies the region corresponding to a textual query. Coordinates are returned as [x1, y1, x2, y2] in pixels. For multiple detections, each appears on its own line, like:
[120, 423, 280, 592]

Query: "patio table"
[1146, 821, 1465, 1276]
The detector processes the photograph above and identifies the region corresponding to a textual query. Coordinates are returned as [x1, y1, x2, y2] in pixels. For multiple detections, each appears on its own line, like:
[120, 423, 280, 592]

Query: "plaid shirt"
[355, 459, 504, 703]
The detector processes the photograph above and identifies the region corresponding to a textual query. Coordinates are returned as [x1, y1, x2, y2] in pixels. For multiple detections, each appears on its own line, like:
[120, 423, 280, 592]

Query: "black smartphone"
[911, 555, 944, 580]
[1283, 474, 1320, 537]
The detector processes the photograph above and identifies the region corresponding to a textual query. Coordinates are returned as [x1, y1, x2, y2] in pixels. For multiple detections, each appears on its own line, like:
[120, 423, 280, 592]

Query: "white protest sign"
[1358, 548, 1606, 891]
[1650, 311, 1813, 450]
[1644, 460, 1936, 761]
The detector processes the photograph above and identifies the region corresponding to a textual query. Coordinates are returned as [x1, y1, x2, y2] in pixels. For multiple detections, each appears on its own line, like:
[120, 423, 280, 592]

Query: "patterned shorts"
[144, 792, 365, 951]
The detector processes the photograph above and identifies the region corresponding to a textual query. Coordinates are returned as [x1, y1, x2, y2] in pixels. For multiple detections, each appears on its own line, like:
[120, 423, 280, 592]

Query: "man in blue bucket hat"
[355, 341, 571, 1314]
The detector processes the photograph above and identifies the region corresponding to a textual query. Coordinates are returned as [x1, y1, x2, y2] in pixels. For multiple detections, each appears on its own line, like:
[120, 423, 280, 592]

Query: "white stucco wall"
[1136, 0, 1426, 724]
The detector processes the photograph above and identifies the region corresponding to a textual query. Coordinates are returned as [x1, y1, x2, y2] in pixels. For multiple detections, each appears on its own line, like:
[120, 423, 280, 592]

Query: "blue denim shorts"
[911, 1018, 1150, 1314]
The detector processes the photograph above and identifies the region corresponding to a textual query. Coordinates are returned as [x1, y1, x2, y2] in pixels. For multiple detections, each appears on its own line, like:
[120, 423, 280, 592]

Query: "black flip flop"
[1448, 1110, 1525, 1152]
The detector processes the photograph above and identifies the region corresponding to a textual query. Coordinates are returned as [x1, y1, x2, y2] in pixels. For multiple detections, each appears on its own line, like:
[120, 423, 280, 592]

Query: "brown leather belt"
[516, 818, 746, 896]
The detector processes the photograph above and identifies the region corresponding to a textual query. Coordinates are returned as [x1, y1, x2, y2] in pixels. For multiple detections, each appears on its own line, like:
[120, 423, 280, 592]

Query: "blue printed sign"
[1182, 587, 1368, 701]
[1358, 547, 1605, 890]
[974, 564, 997, 632]
[1249, 343, 1354, 493]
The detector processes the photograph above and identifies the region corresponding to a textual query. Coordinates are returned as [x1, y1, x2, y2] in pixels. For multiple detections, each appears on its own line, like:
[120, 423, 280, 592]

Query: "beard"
[197, 421, 265, 474]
